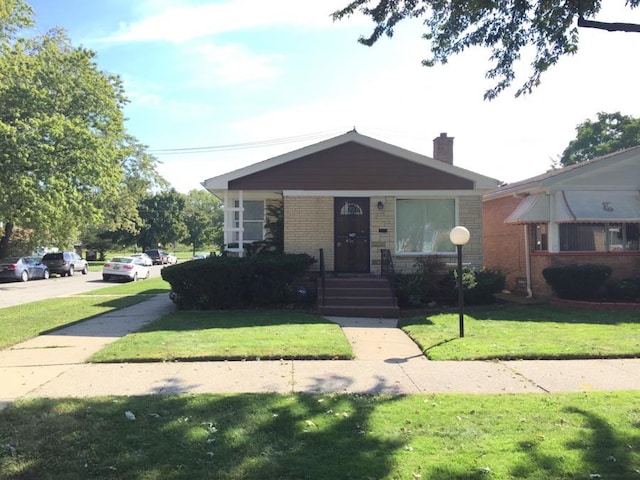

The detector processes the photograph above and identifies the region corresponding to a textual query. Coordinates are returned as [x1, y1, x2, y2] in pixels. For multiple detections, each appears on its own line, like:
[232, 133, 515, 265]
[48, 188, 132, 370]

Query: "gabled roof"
[202, 130, 499, 191]
[484, 145, 640, 200]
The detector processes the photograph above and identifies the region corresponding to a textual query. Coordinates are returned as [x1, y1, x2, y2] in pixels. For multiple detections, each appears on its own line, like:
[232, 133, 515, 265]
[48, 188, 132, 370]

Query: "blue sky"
[27, 0, 640, 193]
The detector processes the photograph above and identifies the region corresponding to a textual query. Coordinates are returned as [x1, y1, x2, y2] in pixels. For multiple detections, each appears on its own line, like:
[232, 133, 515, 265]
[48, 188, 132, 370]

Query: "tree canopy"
[137, 190, 187, 251]
[183, 189, 222, 256]
[333, 0, 640, 100]
[560, 112, 640, 166]
[0, 0, 165, 257]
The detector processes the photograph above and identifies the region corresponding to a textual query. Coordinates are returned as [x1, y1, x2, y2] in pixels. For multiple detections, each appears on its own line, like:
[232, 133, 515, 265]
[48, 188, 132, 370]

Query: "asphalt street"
[0, 264, 167, 309]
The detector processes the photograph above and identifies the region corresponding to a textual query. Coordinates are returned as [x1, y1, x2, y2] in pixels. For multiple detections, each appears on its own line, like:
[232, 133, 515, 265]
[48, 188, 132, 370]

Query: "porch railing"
[319, 248, 326, 307]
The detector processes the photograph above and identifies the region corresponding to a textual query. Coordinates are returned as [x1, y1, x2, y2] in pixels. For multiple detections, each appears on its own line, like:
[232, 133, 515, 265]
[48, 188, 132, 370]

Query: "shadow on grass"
[401, 304, 639, 326]
[0, 394, 406, 479]
[3, 395, 637, 479]
[510, 406, 640, 479]
[138, 310, 335, 333]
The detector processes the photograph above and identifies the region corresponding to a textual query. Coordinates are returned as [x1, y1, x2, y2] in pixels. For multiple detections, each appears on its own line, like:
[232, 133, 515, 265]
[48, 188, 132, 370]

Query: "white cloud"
[187, 42, 284, 86]
[101, 0, 360, 44]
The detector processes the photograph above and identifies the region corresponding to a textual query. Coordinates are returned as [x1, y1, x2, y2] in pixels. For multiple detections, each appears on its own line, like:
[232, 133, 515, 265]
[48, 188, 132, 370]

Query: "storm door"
[334, 197, 370, 273]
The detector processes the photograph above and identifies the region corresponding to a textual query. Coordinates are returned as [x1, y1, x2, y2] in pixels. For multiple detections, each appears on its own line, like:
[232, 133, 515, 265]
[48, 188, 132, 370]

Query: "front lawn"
[2, 391, 639, 479]
[89, 310, 354, 362]
[402, 304, 640, 360]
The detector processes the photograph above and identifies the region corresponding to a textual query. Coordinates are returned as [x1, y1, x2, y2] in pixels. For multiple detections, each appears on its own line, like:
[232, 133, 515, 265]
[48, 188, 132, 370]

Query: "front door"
[334, 197, 370, 273]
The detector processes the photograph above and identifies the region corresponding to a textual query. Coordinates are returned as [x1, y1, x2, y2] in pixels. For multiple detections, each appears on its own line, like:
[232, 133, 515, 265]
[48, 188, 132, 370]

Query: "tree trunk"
[0, 221, 14, 259]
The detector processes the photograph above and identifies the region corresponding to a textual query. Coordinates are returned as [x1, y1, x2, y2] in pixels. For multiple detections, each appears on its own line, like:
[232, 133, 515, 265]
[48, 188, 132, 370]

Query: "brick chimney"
[433, 132, 454, 165]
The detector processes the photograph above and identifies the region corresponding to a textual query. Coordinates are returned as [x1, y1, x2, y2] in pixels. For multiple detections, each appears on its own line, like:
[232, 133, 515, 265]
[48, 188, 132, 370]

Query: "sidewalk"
[2, 294, 640, 409]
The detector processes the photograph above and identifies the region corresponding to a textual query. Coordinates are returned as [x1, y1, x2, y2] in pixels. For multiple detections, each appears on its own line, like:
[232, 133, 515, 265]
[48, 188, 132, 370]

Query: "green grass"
[75, 276, 170, 296]
[0, 278, 170, 349]
[89, 310, 353, 362]
[401, 304, 640, 360]
[2, 391, 640, 479]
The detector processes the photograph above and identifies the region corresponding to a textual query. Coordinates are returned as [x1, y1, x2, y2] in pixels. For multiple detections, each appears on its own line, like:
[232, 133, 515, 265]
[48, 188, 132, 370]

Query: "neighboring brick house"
[202, 130, 499, 275]
[483, 146, 640, 297]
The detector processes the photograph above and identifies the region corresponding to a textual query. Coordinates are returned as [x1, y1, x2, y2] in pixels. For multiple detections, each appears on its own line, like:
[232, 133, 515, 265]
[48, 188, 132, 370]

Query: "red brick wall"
[484, 196, 640, 298]
[531, 252, 640, 297]
[483, 196, 527, 292]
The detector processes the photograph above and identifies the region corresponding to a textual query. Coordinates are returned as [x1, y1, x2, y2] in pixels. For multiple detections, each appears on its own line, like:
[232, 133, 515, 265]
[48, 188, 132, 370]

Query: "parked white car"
[165, 253, 178, 265]
[131, 253, 153, 266]
[102, 256, 150, 282]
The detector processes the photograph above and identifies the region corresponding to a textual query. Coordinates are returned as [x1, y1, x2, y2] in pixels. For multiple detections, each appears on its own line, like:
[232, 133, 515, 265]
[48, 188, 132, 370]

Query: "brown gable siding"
[229, 142, 474, 190]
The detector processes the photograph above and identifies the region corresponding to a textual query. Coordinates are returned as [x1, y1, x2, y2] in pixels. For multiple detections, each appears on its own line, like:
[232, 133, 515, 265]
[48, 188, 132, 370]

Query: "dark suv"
[41, 251, 89, 276]
[144, 249, 167, 265]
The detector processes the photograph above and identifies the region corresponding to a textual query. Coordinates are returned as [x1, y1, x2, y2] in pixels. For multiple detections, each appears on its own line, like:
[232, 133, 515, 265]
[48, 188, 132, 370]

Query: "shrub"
[441, 267, 506, 305]
[394, 259, 505, 307]
[542, 264, 612, 300]
[161, 253, 315, 310]
[466, 267, 507, 304]
[393, 257, 450, 307]
[394, 273, 425, 308]
[605, 275, 640, 302]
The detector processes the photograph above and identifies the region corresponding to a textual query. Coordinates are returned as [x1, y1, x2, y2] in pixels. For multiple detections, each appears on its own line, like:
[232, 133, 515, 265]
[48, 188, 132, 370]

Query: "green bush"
[441, 267, 506, 305]
[393, 257, 451, 307]
[605, 275, 640, 302]
[161, 253, 315, 310]
[394, 259, 505, 307]
[394, 273, 425, 307]
[542, 264, 612, 300]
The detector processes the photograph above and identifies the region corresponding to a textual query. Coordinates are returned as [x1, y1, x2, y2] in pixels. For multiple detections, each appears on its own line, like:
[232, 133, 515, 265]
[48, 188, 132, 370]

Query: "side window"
[234, 200, 265, 243]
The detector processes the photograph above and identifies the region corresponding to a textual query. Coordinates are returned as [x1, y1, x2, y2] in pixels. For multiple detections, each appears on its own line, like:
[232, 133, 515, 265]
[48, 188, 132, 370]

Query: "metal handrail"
[319, 248, 326, 307]
[380, 248, 395, 279]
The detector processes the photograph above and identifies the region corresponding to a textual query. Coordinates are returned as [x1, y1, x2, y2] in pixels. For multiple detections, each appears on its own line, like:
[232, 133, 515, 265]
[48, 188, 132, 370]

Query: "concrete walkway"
[2, 294, 640, 409]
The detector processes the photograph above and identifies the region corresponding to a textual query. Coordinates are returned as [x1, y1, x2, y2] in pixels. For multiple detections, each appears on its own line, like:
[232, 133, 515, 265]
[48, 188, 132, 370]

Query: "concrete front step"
[318, 275, 398, 318]
[322, 296, 396, 307]
[318, 305, 400, 318]
[322, 287, 392, 297]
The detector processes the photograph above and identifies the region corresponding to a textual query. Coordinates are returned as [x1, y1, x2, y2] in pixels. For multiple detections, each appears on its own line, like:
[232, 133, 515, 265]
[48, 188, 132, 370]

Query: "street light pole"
[449, 226, 470, 338]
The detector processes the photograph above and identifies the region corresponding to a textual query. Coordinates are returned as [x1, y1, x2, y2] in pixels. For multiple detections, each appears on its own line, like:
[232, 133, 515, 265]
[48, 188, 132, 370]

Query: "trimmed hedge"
[161, 253, 315, 310]
[542, 263, 612, 300]
[605, 275, 640, 303]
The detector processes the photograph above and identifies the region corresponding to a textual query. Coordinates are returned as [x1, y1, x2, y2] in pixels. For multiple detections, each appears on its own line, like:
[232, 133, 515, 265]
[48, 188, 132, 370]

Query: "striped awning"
[505, 190, 640, 224]
[505, 193, 550, 224]
[556, 190, 640, 223]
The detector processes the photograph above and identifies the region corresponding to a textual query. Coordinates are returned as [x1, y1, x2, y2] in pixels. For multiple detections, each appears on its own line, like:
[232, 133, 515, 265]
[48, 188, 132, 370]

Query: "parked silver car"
[41, 251, 88, 276]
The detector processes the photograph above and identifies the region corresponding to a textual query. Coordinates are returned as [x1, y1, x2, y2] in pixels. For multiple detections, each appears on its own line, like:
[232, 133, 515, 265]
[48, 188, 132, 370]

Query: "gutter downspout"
[523, 224, 533, 298]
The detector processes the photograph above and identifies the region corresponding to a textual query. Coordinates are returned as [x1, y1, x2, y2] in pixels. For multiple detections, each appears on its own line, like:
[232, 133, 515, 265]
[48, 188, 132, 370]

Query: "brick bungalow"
[202, 129, 499, 276]
[483, 146, 640, 298]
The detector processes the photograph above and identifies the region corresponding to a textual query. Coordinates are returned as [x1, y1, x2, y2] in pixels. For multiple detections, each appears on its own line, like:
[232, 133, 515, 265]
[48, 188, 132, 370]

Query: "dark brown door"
[334, 197, 370, 273]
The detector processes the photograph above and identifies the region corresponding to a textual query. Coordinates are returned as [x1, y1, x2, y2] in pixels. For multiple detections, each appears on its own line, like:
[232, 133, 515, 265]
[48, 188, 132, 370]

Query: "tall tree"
[0, 22, 130, 257]
[137, 190, 187, 251]
[560, 112, 640, 166]
[0, 0, 33, 42]
[333, 1, 640, 100]
[82, 135, 169, 255]
[182, 189, 222, 256]
[0, 2, 165, 258]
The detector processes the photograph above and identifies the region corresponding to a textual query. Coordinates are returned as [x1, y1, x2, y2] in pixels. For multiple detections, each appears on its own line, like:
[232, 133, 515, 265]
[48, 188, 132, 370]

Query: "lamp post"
[449, 226, 470, 338]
